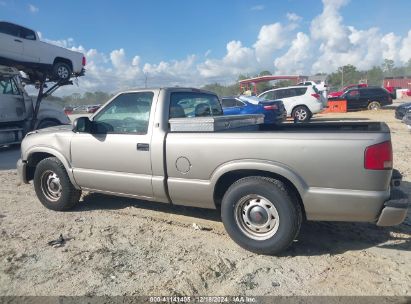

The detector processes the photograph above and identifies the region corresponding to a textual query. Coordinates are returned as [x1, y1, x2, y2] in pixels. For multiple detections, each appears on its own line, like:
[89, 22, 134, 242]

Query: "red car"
[328, 84, 368, 99]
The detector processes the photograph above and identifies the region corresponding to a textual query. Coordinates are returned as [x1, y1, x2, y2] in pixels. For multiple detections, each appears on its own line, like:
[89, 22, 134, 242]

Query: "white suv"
[258, 85, 324, 122]
[0, 21, 85, 82]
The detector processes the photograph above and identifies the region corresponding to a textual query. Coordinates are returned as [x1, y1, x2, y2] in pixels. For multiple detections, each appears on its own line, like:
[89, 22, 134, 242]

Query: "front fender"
[24, 145, 79, 189]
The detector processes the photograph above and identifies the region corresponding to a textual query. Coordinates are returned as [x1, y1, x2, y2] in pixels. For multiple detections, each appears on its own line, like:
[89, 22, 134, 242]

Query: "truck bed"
[165, 120, 392, 222]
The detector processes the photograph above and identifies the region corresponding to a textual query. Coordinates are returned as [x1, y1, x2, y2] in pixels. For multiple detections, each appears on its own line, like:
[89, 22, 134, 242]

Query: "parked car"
[0, 21, 86, 82]
[63, 106, 74, 115]
[221, 96, 286, 124]
[72, 105, 88, 113]
[87, 105, 101, 113]
[17, 87, 408, 255]
[297, 81, 328, 106]
[258, 85, 324, 122]
[395, 102, 411, 120]
[403, 112, 411, 130]
[328, 84, 368, 99]
[337, 87, 393, 111]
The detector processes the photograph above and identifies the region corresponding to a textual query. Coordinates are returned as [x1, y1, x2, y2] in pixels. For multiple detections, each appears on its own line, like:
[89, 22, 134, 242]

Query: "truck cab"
[0, 65, 70, 146]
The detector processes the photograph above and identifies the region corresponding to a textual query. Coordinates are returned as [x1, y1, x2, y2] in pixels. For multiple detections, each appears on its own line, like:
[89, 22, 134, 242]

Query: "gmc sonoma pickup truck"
[17, 88, 409, 254]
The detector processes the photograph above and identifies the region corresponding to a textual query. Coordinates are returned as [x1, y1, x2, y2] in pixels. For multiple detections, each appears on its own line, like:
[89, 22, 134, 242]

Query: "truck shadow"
[76, 192, 222, 222]
[74, 182, 411, 256]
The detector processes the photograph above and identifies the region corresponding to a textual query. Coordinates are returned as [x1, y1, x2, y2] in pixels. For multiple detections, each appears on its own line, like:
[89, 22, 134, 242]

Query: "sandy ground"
[0, 108, 410, 296]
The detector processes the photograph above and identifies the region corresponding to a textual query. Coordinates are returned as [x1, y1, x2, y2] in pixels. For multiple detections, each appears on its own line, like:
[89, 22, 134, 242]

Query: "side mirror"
[72, 116, 92, 133]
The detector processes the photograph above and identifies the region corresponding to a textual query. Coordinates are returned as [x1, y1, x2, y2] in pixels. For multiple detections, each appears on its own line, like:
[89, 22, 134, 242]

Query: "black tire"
[34, 157, 81, 211]
[367, 101, 381, 111]
[53, 61, 72, 80]
[37, 120, 60, 129]
[221, 176, 302, 255]
[292, 106, 311, 122]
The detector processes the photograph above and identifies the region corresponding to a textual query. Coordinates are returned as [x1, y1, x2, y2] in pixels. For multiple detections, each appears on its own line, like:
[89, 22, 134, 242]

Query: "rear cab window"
[19, 26, 36, 40]
[169, 92, 223, 118]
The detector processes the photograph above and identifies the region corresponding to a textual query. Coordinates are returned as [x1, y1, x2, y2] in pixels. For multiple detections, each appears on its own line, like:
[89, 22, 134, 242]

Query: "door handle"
[137, 143, 150, 151]
[14, 39, 22, 43]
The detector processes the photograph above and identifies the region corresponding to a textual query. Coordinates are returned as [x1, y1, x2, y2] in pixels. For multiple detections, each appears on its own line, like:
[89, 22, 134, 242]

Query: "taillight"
[82, 56, 86, 66]
[311, 93, 320, 99]
[264, 104, 279, 110]
[364, 141, 392, 170]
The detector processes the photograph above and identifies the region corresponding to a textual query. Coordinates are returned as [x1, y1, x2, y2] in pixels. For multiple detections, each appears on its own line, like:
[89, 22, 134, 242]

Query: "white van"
[258, 85, 324, 122]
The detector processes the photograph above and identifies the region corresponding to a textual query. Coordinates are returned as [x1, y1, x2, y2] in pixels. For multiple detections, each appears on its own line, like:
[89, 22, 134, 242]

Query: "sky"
[1, 0, 411, 94]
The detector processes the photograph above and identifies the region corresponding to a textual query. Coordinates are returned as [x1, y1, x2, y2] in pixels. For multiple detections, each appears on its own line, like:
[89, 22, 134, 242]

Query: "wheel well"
[53, 57, 73, 70]
[26, 152, 55, 181]
[213, 169, 306, 219]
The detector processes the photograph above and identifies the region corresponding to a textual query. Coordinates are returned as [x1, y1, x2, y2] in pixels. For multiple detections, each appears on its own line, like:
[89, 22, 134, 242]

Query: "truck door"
[70, 92, 155, 199]
[0, 76, 26, 123]
[17, 26, 41, 63]
[0, 22, 24, 61]
[344, 89, 360, 110]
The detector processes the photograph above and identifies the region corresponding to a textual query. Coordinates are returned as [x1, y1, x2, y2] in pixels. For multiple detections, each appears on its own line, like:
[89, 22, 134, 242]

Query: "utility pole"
[144, 72, 148, 88]
[341, 66, 344, 89]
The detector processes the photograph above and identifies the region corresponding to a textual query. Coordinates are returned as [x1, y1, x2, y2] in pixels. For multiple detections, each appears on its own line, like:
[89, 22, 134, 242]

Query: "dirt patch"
[0, 109, 410, 296]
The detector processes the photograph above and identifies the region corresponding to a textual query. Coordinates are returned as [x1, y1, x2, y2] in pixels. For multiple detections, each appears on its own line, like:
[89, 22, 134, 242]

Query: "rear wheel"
[292, 106, 311, 122]
[34, 157, 81, 211]
[221, 176, 302, 255]
[53, 62, 72, 81]
[368, 101, 381, 111]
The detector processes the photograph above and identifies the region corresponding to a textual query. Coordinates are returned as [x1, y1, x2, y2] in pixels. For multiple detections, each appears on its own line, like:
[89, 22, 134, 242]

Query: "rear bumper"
[376, 188, 409, 226]
[17, 158, 29, 184]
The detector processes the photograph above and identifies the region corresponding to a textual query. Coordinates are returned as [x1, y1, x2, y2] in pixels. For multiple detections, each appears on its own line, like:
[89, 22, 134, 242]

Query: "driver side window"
[93, 92, 154, 134]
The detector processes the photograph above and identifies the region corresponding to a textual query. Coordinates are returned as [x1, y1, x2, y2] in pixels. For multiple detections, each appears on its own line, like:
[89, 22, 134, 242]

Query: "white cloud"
[198, 41, 256, 80]
[399, 30, 411, 63]
[251, 5, 264, 11]
[287, 13, 302, 22]
[254, 23, 288, 64]
[274, 32, 312, 74]
[28, 4, 39, 13]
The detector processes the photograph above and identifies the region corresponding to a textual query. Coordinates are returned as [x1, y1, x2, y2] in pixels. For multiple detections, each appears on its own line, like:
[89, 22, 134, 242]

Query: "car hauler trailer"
[0, 65, 71, 146]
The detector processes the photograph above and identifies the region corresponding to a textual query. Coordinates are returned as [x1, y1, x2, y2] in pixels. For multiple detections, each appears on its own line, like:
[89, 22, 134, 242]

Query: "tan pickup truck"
[17, 88, 409, 254]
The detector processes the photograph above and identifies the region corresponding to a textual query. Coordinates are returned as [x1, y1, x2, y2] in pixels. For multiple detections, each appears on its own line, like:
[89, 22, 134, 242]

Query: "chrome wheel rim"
[234, 194, 280, 240]
[295, 108, 307, 121]
[40, 170, 62, 202]
[369, 102, 380, 110]
[57, 66, 69, 79]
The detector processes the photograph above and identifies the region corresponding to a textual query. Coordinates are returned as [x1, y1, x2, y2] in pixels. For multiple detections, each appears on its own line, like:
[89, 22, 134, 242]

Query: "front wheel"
[34, 157, 81, 211]
[221, 176, 302, 255]
[292, 106, 311, 122]
[368, 101, 381, 111]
